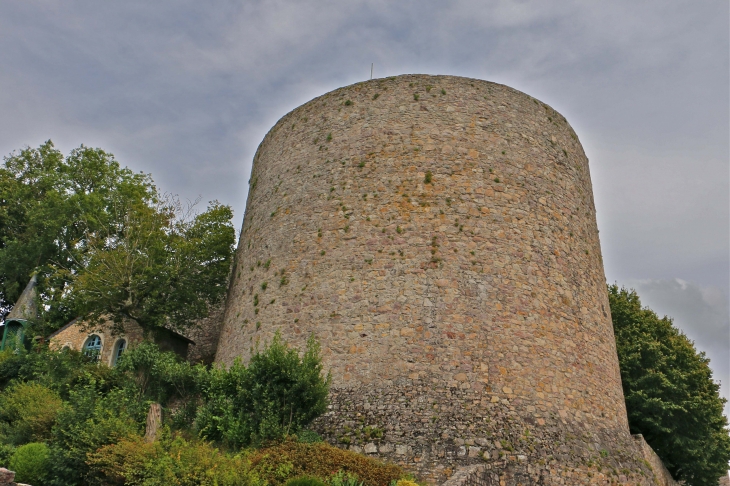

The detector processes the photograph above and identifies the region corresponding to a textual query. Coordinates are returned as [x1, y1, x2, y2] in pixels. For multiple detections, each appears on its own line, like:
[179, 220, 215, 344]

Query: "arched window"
[111, 339, 127, 366]
[83, 335, 102, 362]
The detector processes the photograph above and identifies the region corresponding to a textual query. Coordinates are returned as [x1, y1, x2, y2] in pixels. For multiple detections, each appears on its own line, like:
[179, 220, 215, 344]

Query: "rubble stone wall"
[48, 302, 224, 365]
[49, 318, 145, 366]
[186, 302, 226, 364]
[215, 74, 648, 483]
[632, 435, 680, 486]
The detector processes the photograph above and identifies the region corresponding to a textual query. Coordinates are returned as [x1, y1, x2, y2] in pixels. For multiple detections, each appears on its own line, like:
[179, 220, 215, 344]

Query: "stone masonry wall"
[49, 318, 145, 366]
[186, 301, 226, 364]
[48, 302, 224, 365]
[632, 435, 680, 486]
[215, 74, 649, 483]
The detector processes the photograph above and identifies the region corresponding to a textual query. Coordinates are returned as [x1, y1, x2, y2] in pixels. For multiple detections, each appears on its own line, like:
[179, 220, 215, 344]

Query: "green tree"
[9, 442, 51, 485]
[608, 284, 730, 485]
[68, 196, 235, 334]
[0, 140, 236, 336]
[0, 141, 155, 329]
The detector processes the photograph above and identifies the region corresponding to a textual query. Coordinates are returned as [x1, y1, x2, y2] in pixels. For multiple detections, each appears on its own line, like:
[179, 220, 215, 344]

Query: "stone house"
[2, 276, 224, 365]
[47, 302, 225, 365]
[49, 317, 194, 366]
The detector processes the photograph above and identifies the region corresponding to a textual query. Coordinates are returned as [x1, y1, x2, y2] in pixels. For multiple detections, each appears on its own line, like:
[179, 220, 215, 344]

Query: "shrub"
[48, 381, 144, 485]
[250, 439, 404, 486]
[395, 480, 419, 486]
[114, 341, 207, 404]
[9, 442, 51, 485]
[112, 341, 210, 431]
[286, 477, 327, 486]
[0, 443, 15, 466]
[87, 433, 261, 486]
[0, 345, 120, 398]
[330, 470, 363, 486]
[0, 348, 26, 389]
[0, 381, 62, 444]
[197, 333, 330, 448]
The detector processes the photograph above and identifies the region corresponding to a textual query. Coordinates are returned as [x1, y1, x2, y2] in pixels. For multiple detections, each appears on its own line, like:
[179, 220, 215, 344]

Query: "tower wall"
[215, 75, 651, 484]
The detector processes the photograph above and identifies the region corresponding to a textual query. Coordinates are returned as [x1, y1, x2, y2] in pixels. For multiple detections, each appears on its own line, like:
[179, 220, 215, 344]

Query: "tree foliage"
[609, 284, 730, 485]
[0, 141, 154, 327]
[0, 140, 236, 335]
[68, 196, 235, 334]
[0, 381, 63, 444]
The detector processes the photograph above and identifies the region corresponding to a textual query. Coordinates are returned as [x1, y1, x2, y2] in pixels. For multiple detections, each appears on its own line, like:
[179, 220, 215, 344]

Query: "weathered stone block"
[0, 468, 15, 485]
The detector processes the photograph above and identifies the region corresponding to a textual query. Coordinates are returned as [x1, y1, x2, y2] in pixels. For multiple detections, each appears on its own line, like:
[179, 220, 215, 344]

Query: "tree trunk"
[144, 402, 162, 443]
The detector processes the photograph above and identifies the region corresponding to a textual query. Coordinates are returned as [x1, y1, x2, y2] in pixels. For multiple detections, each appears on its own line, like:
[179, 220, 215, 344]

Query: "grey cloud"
[1, 0, 727, 402]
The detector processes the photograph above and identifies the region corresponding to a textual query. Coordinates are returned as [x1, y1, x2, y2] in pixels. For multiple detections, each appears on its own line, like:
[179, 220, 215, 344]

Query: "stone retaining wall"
[440, 461, 652, 486]
[632, 435, 680, 486]
[0, 467, 30, 486]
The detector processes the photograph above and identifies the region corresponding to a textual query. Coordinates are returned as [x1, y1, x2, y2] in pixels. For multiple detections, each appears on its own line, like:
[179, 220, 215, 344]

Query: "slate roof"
[5, 274, 38, 322]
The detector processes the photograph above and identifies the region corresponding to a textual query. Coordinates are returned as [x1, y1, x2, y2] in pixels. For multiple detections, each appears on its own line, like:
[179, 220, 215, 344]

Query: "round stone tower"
[216, 75, 651, 484]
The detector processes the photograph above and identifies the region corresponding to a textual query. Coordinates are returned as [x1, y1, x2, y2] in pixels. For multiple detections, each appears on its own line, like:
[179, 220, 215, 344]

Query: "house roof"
[6, 275, 38, 322]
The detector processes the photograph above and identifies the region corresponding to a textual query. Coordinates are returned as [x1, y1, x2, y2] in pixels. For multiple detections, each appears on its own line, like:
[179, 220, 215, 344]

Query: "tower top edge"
[257, 74, 567, 146]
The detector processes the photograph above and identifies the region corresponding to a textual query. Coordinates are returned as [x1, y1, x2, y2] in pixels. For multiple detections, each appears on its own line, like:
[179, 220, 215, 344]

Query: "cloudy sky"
[1, 1, 727, 410]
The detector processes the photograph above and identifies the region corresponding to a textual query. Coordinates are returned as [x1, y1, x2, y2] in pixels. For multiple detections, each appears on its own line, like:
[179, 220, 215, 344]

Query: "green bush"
[0, 381, 62, 444]
[0, 443, 15, 466]
[115, 341, 207, 403]
[9, 442, 51, 485]
[286, 477, 327, 486]
[114, 341, 209, 430]
[250, 439, 404, 486]
[0, 345, 120, 398]
[0, 348, 26, 389]
[86, 433, 262, 486]
[197, 333, 330, 448]
[297, 430, 323, 443]
[329, 471, 363, 486]
[47, 381, 144, 486]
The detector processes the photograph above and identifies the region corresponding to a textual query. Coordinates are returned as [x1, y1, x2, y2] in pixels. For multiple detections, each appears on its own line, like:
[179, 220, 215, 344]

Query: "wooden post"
[144, 402, 162, 443]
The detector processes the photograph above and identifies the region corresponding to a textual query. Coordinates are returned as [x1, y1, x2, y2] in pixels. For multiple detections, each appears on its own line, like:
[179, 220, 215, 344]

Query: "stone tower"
[216, 75, 653, 484]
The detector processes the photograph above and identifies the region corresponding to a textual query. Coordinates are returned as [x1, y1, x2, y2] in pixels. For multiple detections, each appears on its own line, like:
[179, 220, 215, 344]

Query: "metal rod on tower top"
[370, 63, 373, 80]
